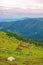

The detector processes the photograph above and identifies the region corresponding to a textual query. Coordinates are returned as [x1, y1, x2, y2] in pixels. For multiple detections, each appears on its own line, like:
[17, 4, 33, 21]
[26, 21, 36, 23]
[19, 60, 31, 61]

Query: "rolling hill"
[0, 18, 43, 40]
[0, 31, 43, 65]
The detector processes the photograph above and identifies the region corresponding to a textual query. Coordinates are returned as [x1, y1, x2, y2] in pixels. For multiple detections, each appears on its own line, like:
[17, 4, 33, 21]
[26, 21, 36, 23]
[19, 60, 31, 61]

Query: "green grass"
[0, 31, 43, 65]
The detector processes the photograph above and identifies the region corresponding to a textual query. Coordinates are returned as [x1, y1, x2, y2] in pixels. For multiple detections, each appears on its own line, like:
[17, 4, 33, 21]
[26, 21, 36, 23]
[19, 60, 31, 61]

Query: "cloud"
[0, 0, 43, 16]
[0, 7, 43, 16]
[0, 0, 43, 9]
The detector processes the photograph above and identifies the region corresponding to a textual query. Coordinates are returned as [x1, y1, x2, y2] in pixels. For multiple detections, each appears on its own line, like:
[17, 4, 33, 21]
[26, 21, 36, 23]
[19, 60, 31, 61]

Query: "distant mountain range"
[0, 18, 43, 40]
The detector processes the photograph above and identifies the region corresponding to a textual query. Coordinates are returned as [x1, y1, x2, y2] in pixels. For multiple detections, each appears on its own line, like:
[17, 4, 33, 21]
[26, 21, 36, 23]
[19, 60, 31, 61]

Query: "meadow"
[0, 32, 43, 65]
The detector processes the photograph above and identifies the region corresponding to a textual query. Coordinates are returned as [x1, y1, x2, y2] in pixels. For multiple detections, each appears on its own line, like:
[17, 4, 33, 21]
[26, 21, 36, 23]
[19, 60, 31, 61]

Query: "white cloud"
[0, 0, 43, 16]
[0, 0, 43, 9]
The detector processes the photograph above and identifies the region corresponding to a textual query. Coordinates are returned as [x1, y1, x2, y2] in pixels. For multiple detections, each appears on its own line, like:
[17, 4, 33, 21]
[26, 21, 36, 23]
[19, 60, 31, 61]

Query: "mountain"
[0, 18, 43, 40]
[0, 31, 43, 65]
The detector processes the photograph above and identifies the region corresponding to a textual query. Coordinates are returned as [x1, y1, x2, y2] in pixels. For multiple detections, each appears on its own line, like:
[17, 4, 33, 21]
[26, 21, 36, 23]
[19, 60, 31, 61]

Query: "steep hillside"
[0, 18, 43, 40]
[0, 31, 43, 65]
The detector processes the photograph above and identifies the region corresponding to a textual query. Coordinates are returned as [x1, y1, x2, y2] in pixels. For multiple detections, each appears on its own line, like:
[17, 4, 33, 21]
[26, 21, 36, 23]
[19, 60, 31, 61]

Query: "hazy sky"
[0, 0, 43, 17]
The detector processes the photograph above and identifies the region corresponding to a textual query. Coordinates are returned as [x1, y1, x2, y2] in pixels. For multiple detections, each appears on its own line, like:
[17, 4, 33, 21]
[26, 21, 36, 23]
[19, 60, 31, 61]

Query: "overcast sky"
[0, 0, 43, 17]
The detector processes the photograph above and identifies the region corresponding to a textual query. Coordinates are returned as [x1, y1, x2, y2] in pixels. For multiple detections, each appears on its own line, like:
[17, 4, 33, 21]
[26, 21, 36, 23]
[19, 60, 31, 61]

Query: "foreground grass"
[0, 32, 43, 65]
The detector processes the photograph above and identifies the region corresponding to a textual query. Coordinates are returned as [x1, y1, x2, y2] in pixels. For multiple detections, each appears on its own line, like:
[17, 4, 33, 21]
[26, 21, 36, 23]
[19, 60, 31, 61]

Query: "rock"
[7, 56, 15, 61]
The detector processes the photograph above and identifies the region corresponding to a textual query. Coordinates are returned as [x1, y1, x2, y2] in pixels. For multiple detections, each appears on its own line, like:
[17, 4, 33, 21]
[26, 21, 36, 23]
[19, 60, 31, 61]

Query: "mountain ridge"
[0, 18, 43, 40]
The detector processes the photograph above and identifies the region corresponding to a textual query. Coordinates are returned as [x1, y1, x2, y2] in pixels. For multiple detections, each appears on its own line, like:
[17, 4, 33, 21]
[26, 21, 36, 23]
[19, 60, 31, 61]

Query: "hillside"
[0, 31, 43, 65]
[0, 18, 43, 40]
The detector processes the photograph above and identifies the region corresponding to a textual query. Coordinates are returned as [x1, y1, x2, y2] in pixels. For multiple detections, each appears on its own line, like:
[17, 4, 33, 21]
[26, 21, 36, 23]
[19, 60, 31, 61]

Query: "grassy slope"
[0, 32, 43, 65]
